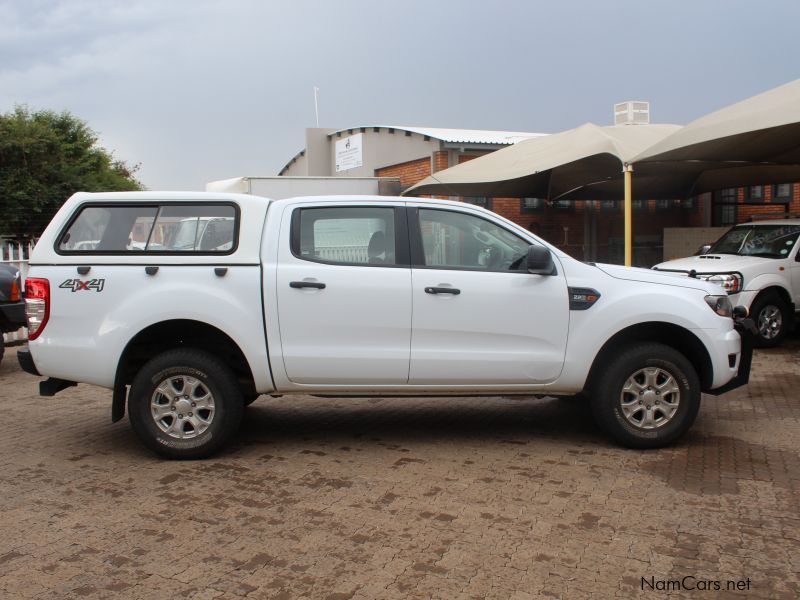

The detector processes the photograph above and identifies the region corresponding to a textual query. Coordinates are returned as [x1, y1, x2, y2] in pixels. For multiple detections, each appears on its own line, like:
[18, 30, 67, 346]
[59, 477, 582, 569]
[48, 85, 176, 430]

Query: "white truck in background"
[19, 191, 754, 459]
[654, 219, 800, 347]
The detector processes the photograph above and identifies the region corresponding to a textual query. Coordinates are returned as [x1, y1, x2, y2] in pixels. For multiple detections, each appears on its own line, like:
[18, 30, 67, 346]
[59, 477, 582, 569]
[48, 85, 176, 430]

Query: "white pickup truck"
[18, 192, 754, 459]
[654, 219, 800, 348]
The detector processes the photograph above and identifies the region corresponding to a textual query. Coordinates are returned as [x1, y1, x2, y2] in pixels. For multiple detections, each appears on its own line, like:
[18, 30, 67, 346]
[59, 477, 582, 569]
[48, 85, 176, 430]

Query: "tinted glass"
[59, 206, 158, 252]
[297, 207, 396, 265]
[418, 209, 529, 271]
[59, 204, 237, 253]
[151, 205, 236, 252]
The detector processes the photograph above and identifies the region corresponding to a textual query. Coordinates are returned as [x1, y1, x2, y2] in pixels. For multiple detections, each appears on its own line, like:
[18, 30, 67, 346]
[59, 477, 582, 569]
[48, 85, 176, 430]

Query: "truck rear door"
[272, 201, 411, 385]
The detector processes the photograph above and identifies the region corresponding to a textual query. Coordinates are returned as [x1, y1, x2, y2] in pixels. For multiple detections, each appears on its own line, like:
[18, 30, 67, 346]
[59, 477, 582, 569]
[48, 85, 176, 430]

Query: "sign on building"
[335, 133, 363, 172]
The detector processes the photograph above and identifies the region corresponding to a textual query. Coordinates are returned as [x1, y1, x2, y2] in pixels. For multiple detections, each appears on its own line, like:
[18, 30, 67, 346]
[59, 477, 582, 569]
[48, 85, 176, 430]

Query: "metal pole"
[313, 86, 320, 127]
[624, 164, 633, 266]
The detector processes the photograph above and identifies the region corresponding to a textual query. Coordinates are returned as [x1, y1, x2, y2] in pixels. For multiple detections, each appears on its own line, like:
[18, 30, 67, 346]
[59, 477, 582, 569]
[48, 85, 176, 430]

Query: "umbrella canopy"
[404, 123, 681, 199]
[632, 79, 800, 195]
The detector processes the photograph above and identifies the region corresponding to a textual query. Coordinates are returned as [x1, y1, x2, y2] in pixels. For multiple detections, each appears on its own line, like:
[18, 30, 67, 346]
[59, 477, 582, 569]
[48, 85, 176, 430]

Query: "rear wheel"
[591, 343, 700, 449]
[750, 292, 790, 348]
[129, 348, 243, 459]
[0, 337, 5, 367]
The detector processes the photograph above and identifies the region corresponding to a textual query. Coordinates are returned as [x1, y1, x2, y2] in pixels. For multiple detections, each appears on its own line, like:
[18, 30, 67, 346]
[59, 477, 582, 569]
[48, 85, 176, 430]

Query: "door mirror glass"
[695, 244, 712, 255]
[526, 245, 555, 275]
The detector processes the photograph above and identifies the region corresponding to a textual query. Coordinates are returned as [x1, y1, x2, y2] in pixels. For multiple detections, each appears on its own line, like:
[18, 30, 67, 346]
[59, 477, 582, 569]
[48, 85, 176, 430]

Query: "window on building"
[773, 183, 793, 203]
[599, 200, 618, 212]
[631, 199, 646, 211]
[461, 197, 492, 210]
[682, 197, 697, 211]
[655, 198, 672, 212]
[552, 199, 574, 212]
[712, 203, 738, 226]
[712, 189, 738, 226]
[520, 198, 545, 213]
[746, 185, 764, 202]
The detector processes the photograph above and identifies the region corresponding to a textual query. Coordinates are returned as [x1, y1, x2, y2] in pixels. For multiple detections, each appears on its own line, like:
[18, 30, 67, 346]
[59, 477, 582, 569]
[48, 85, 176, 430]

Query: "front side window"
[418, 209, 529, 271]
[294, 207, 397, 266]
[58, 204, 237, 253]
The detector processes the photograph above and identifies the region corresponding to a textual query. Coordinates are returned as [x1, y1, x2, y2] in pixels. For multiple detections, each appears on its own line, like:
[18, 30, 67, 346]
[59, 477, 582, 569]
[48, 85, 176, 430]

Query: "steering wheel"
[743, 236, 763, 253]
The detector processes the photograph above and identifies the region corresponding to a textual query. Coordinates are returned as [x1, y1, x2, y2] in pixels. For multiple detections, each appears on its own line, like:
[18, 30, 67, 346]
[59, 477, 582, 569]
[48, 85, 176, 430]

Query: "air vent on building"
[614, 101, 650, 125]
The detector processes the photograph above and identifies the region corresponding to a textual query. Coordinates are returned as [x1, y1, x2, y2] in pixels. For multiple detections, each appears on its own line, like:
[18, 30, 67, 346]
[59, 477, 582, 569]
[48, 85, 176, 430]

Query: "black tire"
[590, 343, 701, 449]
[750, 292, 791, 348]
[0, 337, 5, 368]
[128, 348, 243, 459]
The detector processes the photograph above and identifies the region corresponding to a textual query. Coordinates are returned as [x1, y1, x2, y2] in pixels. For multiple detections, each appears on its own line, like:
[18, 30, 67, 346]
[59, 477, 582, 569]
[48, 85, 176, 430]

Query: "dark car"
[0, 264, 26, 366]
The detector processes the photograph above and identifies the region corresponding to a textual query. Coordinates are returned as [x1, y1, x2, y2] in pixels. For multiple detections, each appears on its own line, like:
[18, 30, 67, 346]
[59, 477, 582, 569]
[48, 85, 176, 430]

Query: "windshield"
[707, 224, 800, 259]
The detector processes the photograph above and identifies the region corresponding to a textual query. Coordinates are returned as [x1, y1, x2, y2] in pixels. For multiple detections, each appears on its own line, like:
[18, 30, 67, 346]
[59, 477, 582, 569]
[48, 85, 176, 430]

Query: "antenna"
[313, 86, 320, 127]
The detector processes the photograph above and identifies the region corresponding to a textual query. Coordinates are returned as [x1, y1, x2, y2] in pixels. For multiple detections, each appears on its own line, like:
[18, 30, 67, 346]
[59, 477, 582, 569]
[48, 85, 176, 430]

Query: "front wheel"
[750, 292, 791, 348]
[129, 348, 243, 459]
[590, 343, 700, 449]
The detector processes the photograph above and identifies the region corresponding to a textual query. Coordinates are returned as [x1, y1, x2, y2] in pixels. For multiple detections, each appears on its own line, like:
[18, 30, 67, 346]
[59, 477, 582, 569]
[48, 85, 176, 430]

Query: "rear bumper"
[0, 301, 26, 332]
[705, 319, 755, 396]
[17, 345, 40, 376]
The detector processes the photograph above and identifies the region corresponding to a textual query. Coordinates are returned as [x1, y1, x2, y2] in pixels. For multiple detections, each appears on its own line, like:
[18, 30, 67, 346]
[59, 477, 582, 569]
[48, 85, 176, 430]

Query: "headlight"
[697, 273, 742, 294]
[705, 294, 733, 318]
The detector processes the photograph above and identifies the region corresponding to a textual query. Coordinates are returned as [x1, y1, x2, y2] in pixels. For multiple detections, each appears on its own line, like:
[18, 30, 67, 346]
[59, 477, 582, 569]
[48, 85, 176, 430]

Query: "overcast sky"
[2, 0, 799, 190]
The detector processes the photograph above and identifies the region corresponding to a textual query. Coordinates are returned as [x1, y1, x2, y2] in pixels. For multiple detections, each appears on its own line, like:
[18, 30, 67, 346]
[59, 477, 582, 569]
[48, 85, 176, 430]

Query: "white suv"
[654, 219, 800, 347]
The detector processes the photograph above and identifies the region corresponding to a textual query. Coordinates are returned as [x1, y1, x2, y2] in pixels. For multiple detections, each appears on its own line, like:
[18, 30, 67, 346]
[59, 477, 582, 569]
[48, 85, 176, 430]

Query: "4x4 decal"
[59, 279, 106, 292]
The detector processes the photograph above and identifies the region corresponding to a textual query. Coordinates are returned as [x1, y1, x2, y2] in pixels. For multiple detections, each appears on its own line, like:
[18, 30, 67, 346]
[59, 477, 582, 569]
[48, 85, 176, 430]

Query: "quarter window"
[294, 207, 397, 266]
[418, 209, 529, 271]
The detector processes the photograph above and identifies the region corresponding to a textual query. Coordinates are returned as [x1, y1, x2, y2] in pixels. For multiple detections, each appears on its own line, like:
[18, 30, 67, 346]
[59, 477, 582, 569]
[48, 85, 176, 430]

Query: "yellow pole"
[624, 164, 633, 266]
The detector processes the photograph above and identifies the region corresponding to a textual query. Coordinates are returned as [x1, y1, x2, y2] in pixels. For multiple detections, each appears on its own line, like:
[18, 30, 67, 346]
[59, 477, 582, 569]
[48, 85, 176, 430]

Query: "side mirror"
[695, 244, 712, 256]
[526, 245, 555, 275]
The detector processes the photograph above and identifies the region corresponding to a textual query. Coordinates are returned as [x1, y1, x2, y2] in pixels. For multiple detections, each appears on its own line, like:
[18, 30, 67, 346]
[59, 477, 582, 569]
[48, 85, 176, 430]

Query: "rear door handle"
[425, 286, 460, 295]
[290, 281, 326, 290]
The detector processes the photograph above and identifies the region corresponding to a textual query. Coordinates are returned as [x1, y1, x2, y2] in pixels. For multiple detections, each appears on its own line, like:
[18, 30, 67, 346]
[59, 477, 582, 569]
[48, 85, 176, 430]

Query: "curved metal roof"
[326, 126, 546, 145]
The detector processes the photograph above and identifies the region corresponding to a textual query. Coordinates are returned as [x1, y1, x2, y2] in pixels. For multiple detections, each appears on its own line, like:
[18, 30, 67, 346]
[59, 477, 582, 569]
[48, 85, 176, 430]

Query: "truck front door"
[408, 206, 569, 385]
[275, 203, 411, 385]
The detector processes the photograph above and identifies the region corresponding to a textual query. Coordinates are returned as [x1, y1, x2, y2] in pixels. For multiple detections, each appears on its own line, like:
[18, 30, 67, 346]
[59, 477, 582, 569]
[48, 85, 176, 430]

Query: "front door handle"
[290, 281, 326, 290]
[425, 286, 460, 295]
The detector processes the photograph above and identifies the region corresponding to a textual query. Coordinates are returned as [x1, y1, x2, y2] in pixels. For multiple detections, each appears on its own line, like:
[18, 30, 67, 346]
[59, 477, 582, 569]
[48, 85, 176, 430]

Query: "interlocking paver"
[1, 335, 799, 599]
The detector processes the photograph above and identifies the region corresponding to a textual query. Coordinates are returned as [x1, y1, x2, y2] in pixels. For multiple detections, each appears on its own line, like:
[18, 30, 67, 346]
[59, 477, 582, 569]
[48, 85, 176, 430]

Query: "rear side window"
[292, 206, 397, 265]
[58, 204, 238, 254]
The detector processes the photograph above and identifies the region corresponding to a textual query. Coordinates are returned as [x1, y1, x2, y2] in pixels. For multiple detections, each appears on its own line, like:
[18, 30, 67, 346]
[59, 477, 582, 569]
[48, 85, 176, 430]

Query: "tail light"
[25, 278, 50, 340]
[10, 277, 20, 302]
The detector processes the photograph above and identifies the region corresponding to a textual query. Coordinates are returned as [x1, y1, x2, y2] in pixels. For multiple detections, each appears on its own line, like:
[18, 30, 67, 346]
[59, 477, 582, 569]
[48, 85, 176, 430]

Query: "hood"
[653, 254, 769, 274]
[594, 262, 719, 293]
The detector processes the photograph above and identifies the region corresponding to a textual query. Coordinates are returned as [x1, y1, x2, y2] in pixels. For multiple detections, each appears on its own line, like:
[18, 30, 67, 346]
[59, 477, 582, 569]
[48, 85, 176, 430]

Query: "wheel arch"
[752, 285, 794, 312]
[112, 319, 257, 422]
[584, 321, 714, 394]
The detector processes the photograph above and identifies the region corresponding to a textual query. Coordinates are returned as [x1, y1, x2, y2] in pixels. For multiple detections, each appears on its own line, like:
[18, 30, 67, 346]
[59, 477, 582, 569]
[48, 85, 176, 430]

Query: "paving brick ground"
[0, 337, 798, 599]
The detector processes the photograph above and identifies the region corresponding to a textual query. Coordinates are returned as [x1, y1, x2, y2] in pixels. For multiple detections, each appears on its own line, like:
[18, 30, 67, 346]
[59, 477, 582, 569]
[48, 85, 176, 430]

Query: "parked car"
[654, 219, 800, 347]
[18, 192, 753, 458]
[0, 264, 26, 367]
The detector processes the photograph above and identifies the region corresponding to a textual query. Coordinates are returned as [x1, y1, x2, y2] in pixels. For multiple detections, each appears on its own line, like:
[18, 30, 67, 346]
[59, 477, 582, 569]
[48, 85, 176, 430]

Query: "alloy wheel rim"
[150, 375, 215, 439]
[619, 367, 680, 430]
[757, 305, 782, 340]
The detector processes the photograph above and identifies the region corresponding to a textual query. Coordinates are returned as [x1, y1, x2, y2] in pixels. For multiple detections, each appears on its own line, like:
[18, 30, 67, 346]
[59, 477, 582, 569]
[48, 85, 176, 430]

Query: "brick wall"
[375, 157, 431, 191]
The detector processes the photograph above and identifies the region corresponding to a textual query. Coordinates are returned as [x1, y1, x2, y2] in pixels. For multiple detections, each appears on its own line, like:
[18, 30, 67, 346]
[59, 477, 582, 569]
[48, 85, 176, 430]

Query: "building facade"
[280, 126, 800, 265]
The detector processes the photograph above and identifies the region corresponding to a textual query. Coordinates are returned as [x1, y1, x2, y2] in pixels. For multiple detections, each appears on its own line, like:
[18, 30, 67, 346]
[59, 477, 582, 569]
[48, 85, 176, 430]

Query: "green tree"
[0, 106, 144, 240]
